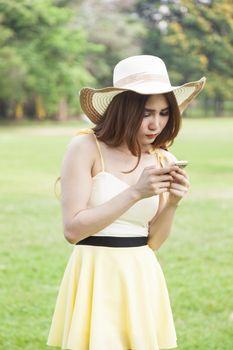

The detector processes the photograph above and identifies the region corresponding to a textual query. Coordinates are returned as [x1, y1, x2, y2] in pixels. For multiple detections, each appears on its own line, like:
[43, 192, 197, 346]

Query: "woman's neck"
[115, 143, 152, 155]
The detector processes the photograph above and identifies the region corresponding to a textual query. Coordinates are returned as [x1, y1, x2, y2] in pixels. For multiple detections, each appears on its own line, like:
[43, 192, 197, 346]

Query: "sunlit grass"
[0, 118, 232, 349]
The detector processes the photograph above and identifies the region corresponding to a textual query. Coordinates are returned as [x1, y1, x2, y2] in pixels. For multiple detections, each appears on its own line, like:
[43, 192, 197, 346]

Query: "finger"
[169, 188, 188, 198]
[155, 187, 170, 194]
[151, 174, 173, 182]
[171, 178, 190, 189]
[156, 181, 171, 189]
[148, 165, 179, 175]
[169, 188, 185, 197]
[175, 167, 189, 179]
[172, 177, 190, 188]
[171, 172, 190, 186]
[160, 174, 173, 182]
[170, 183, 189, 192]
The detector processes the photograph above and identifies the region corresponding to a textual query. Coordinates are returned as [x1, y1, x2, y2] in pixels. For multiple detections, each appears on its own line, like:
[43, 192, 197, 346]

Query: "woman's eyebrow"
[145, 106, 169, 112]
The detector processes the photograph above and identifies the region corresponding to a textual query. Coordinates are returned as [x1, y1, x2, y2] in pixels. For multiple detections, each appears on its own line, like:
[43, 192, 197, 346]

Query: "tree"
[136, 0, 233, 115]
[76, 0, 146, 87]
[0, 0, 102, 119]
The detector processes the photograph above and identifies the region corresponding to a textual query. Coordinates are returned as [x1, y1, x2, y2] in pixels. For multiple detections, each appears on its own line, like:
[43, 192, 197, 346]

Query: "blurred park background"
[0, 0, 232, 120]
[0, 0, 233, 350]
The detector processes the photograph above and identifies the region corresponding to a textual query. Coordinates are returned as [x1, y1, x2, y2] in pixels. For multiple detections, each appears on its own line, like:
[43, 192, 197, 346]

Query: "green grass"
[0, 118, 233, 349]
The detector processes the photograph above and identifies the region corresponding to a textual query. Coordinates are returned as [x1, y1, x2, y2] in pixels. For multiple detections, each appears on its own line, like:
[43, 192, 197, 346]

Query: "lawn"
[0, 118, 232, 349]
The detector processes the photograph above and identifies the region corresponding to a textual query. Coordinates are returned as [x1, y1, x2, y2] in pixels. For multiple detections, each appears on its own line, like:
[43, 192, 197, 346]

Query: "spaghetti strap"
[75, 128, 105, 172]
[93, 134, 105, 172]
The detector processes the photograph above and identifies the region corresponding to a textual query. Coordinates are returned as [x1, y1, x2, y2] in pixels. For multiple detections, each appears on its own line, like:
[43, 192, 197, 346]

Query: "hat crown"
[113, 55, 171, 87]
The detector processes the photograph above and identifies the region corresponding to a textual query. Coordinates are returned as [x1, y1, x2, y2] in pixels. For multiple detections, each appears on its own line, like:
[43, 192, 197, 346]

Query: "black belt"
[75, 235, 148, 247]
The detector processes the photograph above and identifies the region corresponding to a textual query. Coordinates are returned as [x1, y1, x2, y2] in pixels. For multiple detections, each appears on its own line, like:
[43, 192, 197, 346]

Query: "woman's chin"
[145, 137, 156, 143]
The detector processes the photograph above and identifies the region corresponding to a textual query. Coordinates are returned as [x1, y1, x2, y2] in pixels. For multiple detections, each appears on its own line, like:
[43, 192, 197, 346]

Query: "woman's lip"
[146, 134, 158, 137]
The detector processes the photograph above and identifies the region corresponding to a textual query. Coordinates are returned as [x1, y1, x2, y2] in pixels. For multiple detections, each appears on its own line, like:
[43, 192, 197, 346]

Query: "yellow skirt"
[47, 244, 177, 350]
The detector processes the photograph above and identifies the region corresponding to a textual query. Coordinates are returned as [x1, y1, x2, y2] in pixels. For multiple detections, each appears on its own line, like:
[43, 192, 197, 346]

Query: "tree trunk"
[15, 102, 24, 120]
[214, 96, 224, 117]
[35, 95, 46, 120]
[0, 99, 7, 118]
[24, 99, 36, 119]
[57, 97, 69, 120]
[204, 97, 212, 116]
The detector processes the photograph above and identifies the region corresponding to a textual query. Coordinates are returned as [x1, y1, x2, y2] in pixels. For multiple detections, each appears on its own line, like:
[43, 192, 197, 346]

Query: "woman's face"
[137, 94, 170, 148]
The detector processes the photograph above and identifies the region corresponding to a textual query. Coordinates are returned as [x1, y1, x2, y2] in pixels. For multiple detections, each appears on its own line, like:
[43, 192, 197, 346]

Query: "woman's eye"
[144, 112, 151, 117]
[160, 111, 169, 116]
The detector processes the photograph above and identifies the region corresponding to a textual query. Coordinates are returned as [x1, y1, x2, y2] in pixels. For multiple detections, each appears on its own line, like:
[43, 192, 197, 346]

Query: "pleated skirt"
[47, 243, 178, 350]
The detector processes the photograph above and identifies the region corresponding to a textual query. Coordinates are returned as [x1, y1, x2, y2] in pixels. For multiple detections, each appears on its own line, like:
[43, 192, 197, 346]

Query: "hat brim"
[79, 77, 206, 124]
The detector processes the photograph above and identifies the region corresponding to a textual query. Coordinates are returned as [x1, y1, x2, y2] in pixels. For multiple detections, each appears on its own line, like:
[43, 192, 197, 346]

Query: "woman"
[47, 55, 206, 350]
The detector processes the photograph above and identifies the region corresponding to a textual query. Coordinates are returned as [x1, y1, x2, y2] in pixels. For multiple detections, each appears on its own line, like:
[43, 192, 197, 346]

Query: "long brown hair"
[92, 90, 181, 173]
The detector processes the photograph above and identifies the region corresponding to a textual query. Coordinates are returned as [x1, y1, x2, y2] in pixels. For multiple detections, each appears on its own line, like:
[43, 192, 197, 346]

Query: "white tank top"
[76, 129, 171, 238]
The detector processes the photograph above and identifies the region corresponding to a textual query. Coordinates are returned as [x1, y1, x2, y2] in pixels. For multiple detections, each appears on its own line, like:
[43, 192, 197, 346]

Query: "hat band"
[114, 73, 169, 87]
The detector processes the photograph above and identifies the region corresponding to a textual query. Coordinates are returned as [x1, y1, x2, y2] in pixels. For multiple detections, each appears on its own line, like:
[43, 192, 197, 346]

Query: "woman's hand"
[167, 167, 190, 206]
[133, 165, 178, 199]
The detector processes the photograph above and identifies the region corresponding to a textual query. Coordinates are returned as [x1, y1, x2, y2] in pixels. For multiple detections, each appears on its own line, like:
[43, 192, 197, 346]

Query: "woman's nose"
[150, 116, 160, 129]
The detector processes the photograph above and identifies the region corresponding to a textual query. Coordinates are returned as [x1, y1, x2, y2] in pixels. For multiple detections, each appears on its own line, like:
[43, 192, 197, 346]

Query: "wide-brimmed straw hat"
[79, 55, 206, 124]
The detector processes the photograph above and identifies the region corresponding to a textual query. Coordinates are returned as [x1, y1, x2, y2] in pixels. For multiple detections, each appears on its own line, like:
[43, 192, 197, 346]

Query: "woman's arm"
[147, 201, 179, 252]
[147, 150, 190, 251]
[61, 135, 174, 245]
[67, 187, 141, 244]
[61, 134, 143, 244]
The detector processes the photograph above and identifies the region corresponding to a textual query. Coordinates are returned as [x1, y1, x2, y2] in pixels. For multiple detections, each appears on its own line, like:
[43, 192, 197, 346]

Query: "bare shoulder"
[63, 132, 99, 166]
[159, 148, 178, 164]
[66, 132, 97, 155]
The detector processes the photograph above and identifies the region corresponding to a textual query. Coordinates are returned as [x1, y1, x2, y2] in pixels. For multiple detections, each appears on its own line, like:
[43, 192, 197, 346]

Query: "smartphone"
[174, 160, 188, 168]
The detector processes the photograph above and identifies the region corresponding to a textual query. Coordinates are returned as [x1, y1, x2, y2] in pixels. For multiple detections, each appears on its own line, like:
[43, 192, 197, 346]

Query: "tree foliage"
[0, 0, 232, 118]
[76, 0, 146, 87]
[136, 0, 233, 115]
[0, 0, 102, 118]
